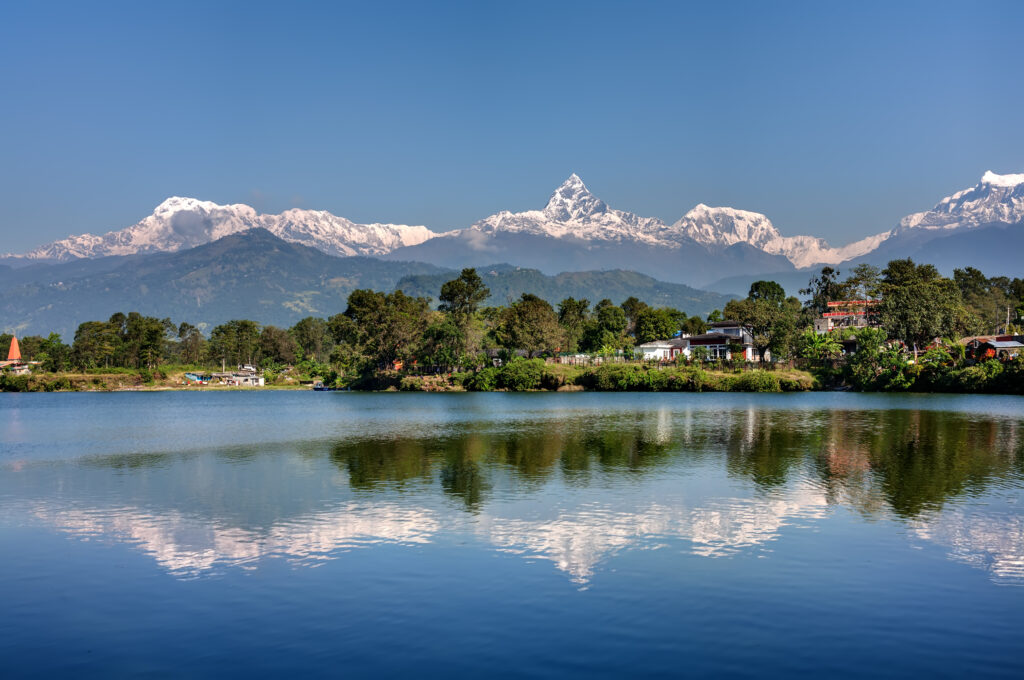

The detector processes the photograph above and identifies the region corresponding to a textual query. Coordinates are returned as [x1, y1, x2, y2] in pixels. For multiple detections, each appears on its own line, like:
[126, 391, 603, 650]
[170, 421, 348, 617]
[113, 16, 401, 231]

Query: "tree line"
[3, 259, 1022, 381]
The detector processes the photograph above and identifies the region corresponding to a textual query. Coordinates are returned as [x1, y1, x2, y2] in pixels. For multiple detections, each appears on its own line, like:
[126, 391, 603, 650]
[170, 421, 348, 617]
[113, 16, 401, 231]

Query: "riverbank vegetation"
[2, 259, 1022, 393]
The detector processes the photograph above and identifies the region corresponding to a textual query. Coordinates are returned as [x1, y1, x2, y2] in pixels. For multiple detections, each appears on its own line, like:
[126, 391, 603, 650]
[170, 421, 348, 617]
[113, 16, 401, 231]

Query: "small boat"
[312, 381, 337, 391]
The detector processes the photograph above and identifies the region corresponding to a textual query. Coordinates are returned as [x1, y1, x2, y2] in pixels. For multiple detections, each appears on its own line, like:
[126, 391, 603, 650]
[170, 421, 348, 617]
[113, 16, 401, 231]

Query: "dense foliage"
[4, 259, 1022, 394]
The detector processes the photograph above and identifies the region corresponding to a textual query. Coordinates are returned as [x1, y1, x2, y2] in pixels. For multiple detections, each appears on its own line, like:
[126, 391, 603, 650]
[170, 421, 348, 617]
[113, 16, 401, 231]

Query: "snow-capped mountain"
[469, 174, 665, 243]
[15, 197, 440, 261]
[896, 170, 1024, 234]
[8, 170, 1023, 271]
[669, 204, 890, 268]
[463, 175, 887, 268]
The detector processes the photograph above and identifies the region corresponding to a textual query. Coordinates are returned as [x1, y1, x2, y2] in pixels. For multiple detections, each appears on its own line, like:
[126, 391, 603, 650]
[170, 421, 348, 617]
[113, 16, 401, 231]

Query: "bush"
[399, 376, 426, 391]
[467, 367, 499, 391]
[732, 371, 781, 392]
[497, 359, 545, 391]
[0, 374, 31, 392]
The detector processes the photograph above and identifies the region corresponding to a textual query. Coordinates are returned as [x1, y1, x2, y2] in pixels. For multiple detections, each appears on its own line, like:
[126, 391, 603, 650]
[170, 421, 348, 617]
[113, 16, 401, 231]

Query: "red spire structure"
[7, 336, 21, 362]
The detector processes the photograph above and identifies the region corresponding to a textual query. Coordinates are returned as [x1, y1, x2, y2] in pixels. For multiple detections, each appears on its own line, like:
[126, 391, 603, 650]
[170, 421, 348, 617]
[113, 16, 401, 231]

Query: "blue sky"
[2, 1, 1022, 252]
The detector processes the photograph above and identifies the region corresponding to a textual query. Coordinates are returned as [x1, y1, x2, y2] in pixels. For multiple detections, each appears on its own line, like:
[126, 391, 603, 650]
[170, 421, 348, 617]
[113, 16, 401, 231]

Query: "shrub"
[0, 374, 31, 392]
[467, 367, 499, 391]
[497, 359, 545, 391]
[399, 376, 426, 391]
[733, 371, 781, 392]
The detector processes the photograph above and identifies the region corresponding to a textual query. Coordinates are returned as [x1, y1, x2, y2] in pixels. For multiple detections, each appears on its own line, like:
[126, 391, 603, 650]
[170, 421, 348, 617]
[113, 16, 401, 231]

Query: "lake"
[2, 391, 1023, 678]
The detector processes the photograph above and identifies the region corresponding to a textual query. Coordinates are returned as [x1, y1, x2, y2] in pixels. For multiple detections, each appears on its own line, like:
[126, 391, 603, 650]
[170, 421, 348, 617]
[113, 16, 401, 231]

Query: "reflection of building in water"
[912, 510, 1024, 586]
[34, 502, 439, 577]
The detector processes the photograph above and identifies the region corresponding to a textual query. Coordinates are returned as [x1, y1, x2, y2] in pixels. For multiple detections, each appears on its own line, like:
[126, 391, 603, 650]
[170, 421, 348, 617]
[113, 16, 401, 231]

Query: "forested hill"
[397, 265, 733, 316]
[0, 230, 732, 337]
[0, 229, 446, 337]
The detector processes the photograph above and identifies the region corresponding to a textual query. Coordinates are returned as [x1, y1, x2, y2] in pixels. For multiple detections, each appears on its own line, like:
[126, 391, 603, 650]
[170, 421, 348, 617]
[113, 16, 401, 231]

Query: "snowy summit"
[9, 170, 1024, 269]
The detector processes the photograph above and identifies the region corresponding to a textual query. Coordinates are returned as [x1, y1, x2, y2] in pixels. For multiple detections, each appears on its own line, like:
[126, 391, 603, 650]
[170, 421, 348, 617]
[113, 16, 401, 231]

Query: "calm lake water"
[2, 391, 1023, 678]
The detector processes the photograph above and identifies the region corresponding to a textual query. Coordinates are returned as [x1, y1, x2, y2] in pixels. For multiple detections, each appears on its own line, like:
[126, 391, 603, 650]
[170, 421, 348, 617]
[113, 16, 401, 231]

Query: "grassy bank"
[2, 361, 818, 393]
[392, 361, 817, 393]
[0, 367, 311, 392]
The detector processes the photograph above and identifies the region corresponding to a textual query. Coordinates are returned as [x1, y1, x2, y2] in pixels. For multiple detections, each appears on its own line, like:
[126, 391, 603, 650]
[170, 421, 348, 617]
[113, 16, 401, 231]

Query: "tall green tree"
[260, 325, 298, 365]
[439, 268, 490, 328]
[634, 307, 685, 344]
[879, 259, 970, 351]
[438, 268, 490, 358]
[494, 294, 564, 355]
[291, 316, 332, 362]
[344, 289, 431, 366]
[557, 297, 590, 353]
[208, 319, 262, 367]
[724, 281, 801, 361]
[801, 266, 844, 315]
[621, 296, 649, 334]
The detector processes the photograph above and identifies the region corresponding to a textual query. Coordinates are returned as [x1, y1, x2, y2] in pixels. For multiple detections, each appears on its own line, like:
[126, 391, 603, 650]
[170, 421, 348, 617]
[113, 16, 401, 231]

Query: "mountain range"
[2, 170, 1022, 334]
[0, 230, 731, 337]
[7, 171, 1023, 288]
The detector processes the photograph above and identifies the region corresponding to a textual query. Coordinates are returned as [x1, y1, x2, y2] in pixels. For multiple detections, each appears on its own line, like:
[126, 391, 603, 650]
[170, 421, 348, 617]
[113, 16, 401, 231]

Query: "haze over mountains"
[2, 171, 1022, 334]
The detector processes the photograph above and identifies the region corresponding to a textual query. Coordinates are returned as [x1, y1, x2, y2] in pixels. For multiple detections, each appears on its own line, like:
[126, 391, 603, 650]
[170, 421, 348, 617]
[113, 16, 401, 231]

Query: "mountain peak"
[544, 174, 607, 220]
[981, 170, 1024, 188]
[153, 196, 225, 214]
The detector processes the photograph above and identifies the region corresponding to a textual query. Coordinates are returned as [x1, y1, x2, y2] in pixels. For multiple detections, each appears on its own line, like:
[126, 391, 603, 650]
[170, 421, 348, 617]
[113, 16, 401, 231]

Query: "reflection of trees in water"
[858, 411, 1022, 518]
[329, 420, 677, 507]
[716, 408, 1023, 519]
[324, 409, 1024, 519]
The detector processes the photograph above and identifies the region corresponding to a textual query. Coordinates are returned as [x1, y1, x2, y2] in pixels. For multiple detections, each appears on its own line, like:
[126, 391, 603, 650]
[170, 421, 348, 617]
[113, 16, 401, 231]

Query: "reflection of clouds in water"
[34, 503, 439, 578]
[912, 510, 1024, 586]
[478, 485, 830, 583]
[30, 485, 831, 583]
[27, 487, 1024, 587]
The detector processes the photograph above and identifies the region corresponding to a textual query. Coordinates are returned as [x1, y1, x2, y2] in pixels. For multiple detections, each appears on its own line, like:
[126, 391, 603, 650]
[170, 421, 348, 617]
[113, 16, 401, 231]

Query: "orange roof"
[7, 336, 20, 362]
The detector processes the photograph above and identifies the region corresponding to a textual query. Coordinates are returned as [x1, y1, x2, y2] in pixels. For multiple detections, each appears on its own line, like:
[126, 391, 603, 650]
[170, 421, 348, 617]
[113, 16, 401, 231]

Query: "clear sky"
[2, 0, 1022, 253]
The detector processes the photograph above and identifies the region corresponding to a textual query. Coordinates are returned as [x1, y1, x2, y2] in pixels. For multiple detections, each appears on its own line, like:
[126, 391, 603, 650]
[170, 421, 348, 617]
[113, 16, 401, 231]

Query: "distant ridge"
[0, 230, 733, 337]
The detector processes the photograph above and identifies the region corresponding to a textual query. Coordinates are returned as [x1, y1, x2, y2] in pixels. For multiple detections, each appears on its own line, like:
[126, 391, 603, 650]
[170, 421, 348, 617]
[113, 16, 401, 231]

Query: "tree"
[843, 264, 881, 300]
[580, 299, 628, 352]
[418, 318, 464, 369]
[879, 259, 970, 351]
[344, 289, 431, 367]
[72, 321, 119, 369]
[260, 326, 298, 365]
[801, 266, 844, 315]
[723, 281, 801, 361]
[557, 297, 590, 353]
[38, 333, 71, 372]
[208, 319, 262, 367]
[634, 307, 685, 344]
[955, 266, 1011, 334]
[797, 328, 842, 360]
[177, 323, 206, 365]
[621, 296, 649, 334]
[681, 315, 708, 336]
[438, 268, 490, 358]
[748, 280, 786, 305]
[494, 294, 563, 355]
[439, 268, 490, 328]
[291, 317, 331, 362]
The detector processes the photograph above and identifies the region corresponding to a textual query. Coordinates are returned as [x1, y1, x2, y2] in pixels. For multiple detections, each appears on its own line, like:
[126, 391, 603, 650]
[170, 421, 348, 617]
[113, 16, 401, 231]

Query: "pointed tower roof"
[7, 336, 21, 362]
